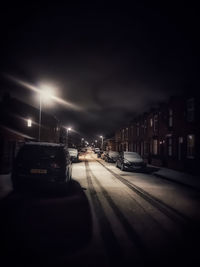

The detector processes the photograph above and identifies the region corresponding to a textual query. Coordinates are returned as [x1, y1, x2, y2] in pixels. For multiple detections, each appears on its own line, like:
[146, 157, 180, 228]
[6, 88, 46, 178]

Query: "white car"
[68, 148, 78, 162]
[94, 148, 100, 154]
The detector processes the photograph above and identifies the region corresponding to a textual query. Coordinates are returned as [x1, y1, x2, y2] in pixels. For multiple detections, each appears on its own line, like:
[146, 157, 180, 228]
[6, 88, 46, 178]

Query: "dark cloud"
[0, 3, 199, 138]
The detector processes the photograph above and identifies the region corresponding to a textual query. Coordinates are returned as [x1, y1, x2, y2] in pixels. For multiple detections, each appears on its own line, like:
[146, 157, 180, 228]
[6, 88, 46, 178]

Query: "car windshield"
[17, 145, 65, 163]
[68, 148, 77, 152]
[124, 152, 142, 160]
[109, 151, 119, 156]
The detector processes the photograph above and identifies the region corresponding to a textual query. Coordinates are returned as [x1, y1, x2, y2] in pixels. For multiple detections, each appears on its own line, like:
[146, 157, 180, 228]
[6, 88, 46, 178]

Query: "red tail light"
[51, 162, 61, 169]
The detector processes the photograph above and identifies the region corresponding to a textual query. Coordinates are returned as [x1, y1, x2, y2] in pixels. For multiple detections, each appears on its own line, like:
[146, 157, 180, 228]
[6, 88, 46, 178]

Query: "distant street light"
[100, 136, 104, 150]
[81, 138, 84, 147]
[38, 85, 55, 141]
[66, 127, 72, 148]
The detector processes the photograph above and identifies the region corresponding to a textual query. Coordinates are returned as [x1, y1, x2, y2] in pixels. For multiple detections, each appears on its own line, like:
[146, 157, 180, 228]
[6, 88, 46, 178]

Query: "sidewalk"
[149, 165, 200, 190]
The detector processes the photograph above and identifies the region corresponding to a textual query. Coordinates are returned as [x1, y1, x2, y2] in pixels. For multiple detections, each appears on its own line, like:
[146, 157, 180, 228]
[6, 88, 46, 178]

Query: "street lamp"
[81, 138, 84, 147]
[66, 127, 72, 148]
[100, 136, 104, 150]
[38, 86, 55, 141]
[95, 140, 97, 147]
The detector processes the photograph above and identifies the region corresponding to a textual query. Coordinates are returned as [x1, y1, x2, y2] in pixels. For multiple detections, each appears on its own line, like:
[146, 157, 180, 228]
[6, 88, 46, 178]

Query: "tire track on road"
[86, 160, 150, 266]
[84, 160, 124, 267]
[96, 158, 194, 228]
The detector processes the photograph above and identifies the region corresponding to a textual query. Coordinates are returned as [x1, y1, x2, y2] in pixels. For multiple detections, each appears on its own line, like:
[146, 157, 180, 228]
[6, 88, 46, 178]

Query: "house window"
[137, 123, 140, 136]
[122, 129, 125, 140]
[187, 98, 195, 122]
[153, 139, 158, 155]
[134, 143, 137, 152]
[169, 109, 173, 127]
[144, 120, 147, 134]
[27, 119, 32, 127]
[168, 137, 172, 156]
[150, 118, 153, 127]
[131, 126, 134, 137]
[187, 135, 195, 159]
[144, 141, 149, 155]
[126, 128, 128, 139]
[154, 114, 158, 132]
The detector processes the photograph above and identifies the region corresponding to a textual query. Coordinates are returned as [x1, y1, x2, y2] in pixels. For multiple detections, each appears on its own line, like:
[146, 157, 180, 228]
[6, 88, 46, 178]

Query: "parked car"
[11, 142, 72, 191]
[94, 148, 100, 154]
[68, 148, 79, 162]
[116, 151, 146, 171]
[105, 151, 119, 163]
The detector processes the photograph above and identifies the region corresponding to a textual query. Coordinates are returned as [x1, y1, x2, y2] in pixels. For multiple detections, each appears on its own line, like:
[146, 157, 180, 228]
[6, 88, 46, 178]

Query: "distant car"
[94, 148, 100, 154]
[11, 142, 72, 191]
[116, 151, 146, 171]
[105, 151, 119, 163]
[68, 148, 79, 162]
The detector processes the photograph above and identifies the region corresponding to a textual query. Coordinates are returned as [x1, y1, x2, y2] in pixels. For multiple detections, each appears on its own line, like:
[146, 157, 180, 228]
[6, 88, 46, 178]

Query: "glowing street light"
[66, 127, 72, 148]
[100, 135, 104, 150]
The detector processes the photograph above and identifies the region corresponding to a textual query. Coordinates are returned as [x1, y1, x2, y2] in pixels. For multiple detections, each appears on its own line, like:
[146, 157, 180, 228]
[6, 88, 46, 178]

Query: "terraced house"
[115, 94, 200, 175]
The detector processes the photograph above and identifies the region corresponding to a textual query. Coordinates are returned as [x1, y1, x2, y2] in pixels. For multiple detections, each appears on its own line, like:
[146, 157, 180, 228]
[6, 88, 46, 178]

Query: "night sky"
[0, 2, 199, 138]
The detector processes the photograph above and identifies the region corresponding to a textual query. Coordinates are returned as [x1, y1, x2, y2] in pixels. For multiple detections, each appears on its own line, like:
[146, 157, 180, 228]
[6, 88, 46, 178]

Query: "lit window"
[27, 119, 32, 127]
[153, 139, 158, 155]
[150, 118, 153, 127]
[187, 135, 195, 159]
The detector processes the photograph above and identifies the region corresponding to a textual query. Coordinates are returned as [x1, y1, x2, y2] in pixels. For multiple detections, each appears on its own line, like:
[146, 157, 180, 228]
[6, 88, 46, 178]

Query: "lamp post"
[38, 94, 42, 141]
[81, 138, 84, 147]
[66, 127, 71, 148]
[38, 86, 54, 141]
[95, 140, 97, 147]
[100, 136, 104, 150]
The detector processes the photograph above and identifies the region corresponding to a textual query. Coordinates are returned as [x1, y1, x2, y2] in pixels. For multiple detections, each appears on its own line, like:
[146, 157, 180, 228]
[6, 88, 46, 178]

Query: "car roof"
[123, 151, 140, 156]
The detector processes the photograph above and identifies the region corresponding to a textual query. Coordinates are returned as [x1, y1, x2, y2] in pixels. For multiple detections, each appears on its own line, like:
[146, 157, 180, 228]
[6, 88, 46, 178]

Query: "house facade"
[115, 94, 199, 175]
[0, 94, 61, 173]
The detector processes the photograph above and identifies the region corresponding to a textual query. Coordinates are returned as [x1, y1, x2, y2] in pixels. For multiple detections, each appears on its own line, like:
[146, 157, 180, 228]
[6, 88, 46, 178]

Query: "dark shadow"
[0, 180, 92, 267]
[142, 166, 160, 174]
[119, 166, 160, 174]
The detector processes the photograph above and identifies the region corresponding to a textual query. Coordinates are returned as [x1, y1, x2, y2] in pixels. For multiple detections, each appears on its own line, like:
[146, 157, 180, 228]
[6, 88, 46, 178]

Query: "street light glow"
[27, 119, 32, 127]
[6, 75, 82, 111]
[39, 85, 55, 103]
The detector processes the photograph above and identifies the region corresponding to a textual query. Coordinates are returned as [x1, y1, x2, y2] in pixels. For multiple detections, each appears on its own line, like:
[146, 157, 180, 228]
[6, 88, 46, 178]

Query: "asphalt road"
[1, 150, 200, 267]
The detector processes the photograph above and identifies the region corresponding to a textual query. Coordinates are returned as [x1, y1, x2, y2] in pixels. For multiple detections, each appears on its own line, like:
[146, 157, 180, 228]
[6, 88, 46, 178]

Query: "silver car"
[116, 151, 146, 171]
